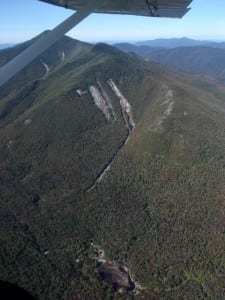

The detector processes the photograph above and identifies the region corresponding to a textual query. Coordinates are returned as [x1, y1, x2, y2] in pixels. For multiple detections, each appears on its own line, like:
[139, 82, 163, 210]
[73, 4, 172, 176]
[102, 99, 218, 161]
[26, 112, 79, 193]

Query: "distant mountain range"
[135, 37, 225, 48]
[1, 34, 225, 299]
[115, 38, 225, 81]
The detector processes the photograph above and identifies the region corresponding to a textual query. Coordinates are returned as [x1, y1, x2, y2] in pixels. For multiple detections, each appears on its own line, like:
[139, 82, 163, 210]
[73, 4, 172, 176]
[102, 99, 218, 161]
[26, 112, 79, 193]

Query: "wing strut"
[0, 0, 107, 87]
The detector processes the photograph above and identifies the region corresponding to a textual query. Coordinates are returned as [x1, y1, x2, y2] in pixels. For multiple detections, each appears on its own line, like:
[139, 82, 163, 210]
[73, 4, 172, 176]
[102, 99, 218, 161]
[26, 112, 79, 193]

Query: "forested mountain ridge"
[135, 37, 225, 48]
[115, 42, 225, 82]
[0, 35, 225, 299]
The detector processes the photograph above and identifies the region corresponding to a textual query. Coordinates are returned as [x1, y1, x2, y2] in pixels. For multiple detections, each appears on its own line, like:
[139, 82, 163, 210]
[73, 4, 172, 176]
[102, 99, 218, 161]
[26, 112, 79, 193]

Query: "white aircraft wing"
[40, 0, 192, 18]
[0, 0, 192, 87]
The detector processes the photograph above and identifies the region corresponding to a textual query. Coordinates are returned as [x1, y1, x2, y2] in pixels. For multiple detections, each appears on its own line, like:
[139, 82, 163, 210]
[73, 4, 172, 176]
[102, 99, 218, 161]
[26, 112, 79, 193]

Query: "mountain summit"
[0, 35, 225, 299]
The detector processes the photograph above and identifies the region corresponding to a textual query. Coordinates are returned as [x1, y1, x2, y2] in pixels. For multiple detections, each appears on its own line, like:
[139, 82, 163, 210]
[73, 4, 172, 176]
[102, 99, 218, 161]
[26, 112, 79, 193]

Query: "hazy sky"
[1, 0, 225, 44]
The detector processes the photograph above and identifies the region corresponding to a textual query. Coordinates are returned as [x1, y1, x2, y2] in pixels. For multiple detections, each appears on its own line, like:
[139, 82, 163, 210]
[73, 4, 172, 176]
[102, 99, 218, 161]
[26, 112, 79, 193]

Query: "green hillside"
[0, 36, 225, 299]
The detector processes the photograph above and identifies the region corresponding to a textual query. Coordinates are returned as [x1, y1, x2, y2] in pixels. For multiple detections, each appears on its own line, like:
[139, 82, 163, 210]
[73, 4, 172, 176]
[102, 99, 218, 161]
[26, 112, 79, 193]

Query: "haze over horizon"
[1, 0, 225, 44]
[2, 36, 225, 49]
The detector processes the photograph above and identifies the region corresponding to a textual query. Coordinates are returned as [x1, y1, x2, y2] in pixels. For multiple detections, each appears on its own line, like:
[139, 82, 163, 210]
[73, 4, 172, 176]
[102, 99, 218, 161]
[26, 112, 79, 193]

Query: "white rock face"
[76, 89, 87, 96]
[40, 59, 50, 77]
[107, 79, 135, 131]
[87, 79, 136, 191]
[24, 119, 32, 126]
[97, 81, 116, 120]
[89, 85, 115, 121]
[88, 80, 136, 191]
[59, 50, 65, 62]
[150, 85, 175, 132]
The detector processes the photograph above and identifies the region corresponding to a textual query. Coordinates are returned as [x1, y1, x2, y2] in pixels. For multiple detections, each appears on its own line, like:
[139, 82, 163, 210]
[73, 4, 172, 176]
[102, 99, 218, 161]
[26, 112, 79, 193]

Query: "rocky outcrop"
[90, 243, 136, 292]
[97, 81, 116, 120]
[98, 261, 135, 292]
[107, 79, 135, 132]
[76, 89, 87, 96]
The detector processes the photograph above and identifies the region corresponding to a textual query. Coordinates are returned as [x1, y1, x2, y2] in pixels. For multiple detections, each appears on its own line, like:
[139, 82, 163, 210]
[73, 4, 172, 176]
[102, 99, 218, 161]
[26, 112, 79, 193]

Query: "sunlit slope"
[0, 38, 225, 299]
[85, 77, 225, 298]
[0, 32, 91, 98]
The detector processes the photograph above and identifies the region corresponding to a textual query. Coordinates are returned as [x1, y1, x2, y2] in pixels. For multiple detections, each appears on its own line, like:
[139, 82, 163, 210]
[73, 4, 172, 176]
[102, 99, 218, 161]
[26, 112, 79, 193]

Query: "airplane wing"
[0, 0, 192, 87]
[39, 0, 192, 18]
